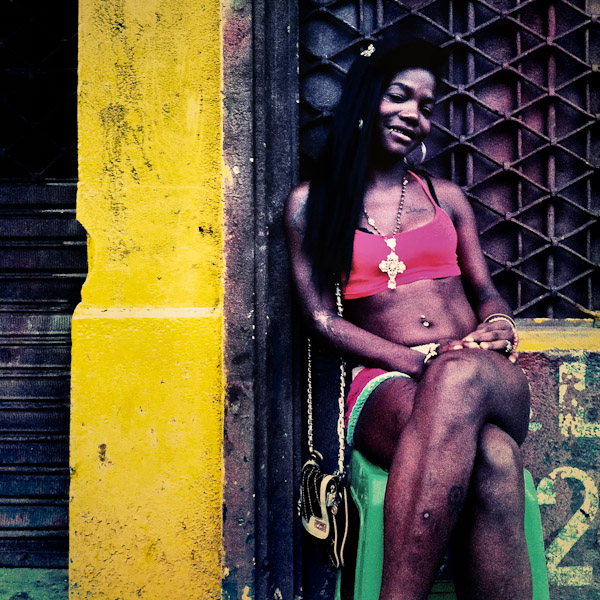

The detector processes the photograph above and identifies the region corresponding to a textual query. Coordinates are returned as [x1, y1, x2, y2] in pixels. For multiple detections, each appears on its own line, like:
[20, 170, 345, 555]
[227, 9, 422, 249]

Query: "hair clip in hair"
[360, 43, 376, 58]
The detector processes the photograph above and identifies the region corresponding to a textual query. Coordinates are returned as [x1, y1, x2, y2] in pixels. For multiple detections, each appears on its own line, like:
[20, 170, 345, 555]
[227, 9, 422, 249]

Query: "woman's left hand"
[459, 321, 519, 363]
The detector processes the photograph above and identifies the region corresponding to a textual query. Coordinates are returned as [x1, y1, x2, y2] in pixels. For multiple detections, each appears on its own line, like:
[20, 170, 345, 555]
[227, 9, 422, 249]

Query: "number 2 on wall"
[537, 466, 599, 587]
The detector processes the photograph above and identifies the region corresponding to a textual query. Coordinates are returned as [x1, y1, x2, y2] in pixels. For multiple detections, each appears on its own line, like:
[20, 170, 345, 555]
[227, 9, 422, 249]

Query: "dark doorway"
[0, 1, 83, 567]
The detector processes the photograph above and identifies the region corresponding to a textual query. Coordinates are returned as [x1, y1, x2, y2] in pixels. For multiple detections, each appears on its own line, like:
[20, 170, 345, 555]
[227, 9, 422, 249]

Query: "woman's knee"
[422, 351, 530, 440]
[478, 425, 523, 476]
[419, 351, 493, 423]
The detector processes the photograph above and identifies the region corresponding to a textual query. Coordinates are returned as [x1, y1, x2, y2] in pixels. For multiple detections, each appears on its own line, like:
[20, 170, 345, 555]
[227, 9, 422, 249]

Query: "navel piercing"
[420, 315, 431, 328]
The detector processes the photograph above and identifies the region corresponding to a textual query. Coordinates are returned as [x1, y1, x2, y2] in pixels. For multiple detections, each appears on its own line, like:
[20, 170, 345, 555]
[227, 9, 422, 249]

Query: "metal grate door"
[0, 1, 83, 567]
[299, 0, 599, 317]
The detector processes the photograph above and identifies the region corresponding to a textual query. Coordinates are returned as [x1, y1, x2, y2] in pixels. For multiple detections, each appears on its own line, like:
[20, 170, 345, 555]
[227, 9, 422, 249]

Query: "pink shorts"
[345, 367, 410, 445]
[345, 343, 438, 445]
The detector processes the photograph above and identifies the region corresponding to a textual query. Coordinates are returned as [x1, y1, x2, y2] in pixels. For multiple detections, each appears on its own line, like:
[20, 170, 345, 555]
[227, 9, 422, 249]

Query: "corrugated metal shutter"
[0, 2, 82, 567]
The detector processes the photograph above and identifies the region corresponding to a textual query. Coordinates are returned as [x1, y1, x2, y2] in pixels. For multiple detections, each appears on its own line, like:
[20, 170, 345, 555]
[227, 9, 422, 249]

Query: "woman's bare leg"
[452, 425, 532, 600]
[354, 349, 530, 600]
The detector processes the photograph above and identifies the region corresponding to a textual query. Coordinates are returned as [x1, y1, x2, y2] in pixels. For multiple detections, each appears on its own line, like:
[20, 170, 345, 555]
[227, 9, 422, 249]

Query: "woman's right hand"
[433, 330, 518, 363]
[461, 321, 519, 363]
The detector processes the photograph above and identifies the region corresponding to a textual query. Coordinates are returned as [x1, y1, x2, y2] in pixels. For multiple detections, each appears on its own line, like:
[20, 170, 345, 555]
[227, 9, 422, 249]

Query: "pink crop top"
[341, 172, 461, 300]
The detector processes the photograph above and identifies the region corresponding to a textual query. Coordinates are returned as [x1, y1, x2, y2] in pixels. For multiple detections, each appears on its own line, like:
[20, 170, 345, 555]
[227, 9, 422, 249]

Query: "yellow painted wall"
[518, 320, 600, 352]
[71, 1, 223, 598]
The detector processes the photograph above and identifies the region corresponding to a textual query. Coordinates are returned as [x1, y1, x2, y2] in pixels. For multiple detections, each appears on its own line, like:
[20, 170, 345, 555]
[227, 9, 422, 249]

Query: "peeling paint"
[538, 467, 599, 586]
[97, 443, 112, 465]
[242, 584, 253, 600]
[521, 347, 600, 598]
[558, 361, 600, 438]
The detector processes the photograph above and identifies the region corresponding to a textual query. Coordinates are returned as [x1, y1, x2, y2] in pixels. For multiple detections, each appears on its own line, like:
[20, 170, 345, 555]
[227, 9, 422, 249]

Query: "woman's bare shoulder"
[285, 181, 311, 233]
[428, 176, 465, 200]
[428, 176, 472, 220]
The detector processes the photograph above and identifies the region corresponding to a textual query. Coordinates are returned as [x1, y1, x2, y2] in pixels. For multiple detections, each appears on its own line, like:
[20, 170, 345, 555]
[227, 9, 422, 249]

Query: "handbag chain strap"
[306, 283, 346, 477]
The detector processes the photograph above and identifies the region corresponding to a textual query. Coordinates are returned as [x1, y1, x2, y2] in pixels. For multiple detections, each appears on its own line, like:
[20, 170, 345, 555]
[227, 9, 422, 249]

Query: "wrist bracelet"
[484, 313, 516, 328]
[484, 314, 519, 350]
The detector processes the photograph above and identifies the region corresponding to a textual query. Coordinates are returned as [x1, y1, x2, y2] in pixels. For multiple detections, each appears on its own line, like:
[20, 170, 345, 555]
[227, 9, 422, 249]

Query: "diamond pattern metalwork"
[299, 0, 599, 317]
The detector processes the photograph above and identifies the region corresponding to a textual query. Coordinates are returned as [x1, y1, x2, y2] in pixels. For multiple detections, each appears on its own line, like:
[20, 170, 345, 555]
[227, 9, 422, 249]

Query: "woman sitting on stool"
[285, 36, 532, 600]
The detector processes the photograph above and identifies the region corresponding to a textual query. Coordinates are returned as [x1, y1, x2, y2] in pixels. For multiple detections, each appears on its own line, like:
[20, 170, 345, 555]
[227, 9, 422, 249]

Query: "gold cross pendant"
[378, 238, 406, 289]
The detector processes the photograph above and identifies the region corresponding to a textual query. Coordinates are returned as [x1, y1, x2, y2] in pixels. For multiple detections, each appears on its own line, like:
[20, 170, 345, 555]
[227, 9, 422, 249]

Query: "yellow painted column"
[71, 1, 223, 598]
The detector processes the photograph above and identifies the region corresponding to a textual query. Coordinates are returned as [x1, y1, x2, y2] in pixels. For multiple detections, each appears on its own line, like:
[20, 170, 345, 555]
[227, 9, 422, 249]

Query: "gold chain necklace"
[362, 175, 408, 289]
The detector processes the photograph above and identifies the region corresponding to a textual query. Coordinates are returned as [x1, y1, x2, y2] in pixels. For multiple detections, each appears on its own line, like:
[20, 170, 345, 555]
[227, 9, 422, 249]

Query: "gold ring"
[505, 340, 513, 353]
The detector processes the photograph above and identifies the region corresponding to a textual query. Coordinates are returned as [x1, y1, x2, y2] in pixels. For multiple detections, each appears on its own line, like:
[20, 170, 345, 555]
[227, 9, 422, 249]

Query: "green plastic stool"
[336, 450, 550, 600]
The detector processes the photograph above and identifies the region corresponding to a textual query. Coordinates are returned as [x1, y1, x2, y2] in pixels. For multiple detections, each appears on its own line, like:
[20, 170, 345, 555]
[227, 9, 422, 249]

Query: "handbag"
[298, 284, 350, 569]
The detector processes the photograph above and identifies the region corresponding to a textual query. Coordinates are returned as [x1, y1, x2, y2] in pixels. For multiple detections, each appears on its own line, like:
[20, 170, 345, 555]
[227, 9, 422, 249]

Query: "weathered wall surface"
[517, 322, 600, 600]
[71, 1, 223, 598]
[221, 0, 257, 598]
[221, 1, 302, 598]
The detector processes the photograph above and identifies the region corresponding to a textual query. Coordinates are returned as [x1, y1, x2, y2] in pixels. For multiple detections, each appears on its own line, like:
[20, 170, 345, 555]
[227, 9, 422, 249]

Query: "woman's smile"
[386, 124, 416, 144]
[376, 67, 437, 157]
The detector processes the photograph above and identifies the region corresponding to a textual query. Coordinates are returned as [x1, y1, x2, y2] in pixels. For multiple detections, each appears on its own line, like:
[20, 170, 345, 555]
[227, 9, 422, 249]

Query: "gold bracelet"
[484, 313, 516, 328]
[484, 314, 519, 350]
